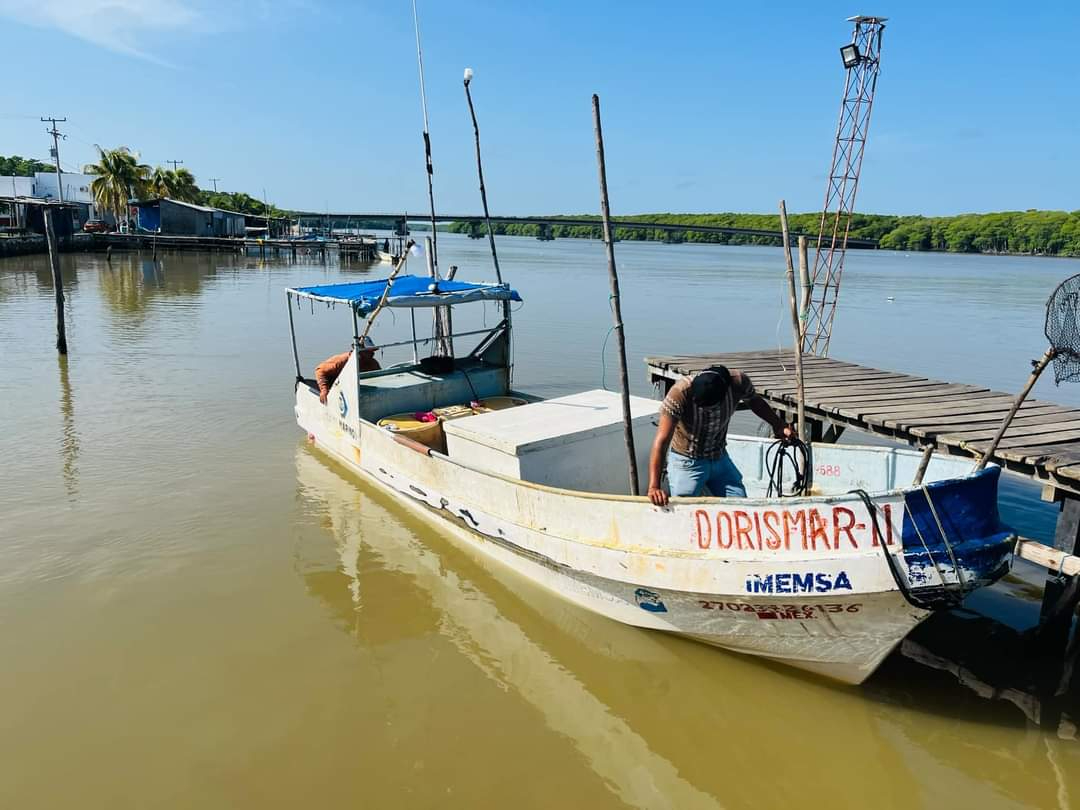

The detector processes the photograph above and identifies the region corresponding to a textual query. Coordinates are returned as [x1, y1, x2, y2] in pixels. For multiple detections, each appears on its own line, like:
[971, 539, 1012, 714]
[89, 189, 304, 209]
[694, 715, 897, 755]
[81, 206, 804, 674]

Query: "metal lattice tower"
[802, 15, 886, 357]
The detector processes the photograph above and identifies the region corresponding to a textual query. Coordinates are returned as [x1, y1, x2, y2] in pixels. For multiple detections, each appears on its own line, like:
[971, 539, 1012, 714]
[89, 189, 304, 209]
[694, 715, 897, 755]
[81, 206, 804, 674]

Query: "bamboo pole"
[359, 242, 415, 343]
[911, 443, 935, 486]
[463, 69, 502, 284]
[412, 0, 439, 276]
[592, 94, 639, 496]
[43, 206, 67, 354]
[779, 201, 804, 443]
[798, 235, 811, 342]
[975, 348, 1055, 471]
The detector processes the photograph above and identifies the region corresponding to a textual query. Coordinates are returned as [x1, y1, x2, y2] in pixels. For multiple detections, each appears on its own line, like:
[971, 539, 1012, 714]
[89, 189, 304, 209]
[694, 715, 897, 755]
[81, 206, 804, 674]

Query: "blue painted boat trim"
[900, 467, 1013, 592]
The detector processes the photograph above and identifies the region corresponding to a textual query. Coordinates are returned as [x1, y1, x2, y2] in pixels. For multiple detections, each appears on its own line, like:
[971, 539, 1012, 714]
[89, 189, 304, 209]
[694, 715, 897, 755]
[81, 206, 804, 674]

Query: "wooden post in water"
[592, 94, 639, 496]
[779, 201, 805, 444]
[43, 206, 67, 354]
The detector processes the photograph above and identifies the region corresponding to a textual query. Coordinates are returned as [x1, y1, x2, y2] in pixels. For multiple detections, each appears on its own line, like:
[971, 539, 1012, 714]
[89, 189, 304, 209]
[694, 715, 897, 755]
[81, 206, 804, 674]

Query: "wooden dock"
[646, 349, 1080, 499]
[90, 233, 332, 260]
[337, 238, 379, 262]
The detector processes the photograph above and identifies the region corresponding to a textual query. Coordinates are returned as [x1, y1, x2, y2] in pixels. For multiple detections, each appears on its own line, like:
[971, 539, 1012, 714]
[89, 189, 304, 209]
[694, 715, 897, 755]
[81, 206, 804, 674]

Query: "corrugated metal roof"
[133, 197, 246, 217]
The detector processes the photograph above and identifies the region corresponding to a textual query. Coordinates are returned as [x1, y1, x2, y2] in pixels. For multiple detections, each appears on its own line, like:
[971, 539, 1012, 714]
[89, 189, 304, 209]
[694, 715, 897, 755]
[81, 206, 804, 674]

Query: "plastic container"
[377, 412, 445, 450]
[432, 404, 475, 422]
[471, 396, 528, 414]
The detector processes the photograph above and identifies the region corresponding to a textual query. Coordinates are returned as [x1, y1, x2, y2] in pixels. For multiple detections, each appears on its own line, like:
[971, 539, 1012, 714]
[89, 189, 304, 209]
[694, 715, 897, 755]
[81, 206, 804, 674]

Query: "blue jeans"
[666, 450, 747, 498]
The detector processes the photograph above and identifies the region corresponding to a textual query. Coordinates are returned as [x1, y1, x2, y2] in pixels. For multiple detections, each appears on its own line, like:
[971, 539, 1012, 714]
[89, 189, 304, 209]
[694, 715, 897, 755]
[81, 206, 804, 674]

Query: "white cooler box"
[442, 389, 660, 495]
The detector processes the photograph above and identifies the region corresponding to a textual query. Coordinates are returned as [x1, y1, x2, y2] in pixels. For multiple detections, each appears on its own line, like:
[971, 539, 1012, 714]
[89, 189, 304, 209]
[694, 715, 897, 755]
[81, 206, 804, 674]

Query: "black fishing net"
[1045, 273, 1080, 384]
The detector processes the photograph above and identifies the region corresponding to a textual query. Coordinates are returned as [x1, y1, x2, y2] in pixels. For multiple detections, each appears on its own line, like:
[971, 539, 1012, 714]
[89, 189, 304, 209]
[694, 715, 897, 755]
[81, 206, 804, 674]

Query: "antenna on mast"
[802, 15, 887, 357]
[411, 0, 439, 276]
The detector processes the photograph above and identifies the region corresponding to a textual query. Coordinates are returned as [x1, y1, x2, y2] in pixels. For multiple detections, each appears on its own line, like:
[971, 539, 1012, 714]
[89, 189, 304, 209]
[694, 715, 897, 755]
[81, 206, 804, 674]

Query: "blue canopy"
[287, 274, 522, 316]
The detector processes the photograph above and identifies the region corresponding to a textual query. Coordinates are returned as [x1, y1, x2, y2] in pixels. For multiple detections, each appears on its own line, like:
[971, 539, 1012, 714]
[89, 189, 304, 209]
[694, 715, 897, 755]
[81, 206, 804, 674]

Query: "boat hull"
[294, 383, 1012, 685]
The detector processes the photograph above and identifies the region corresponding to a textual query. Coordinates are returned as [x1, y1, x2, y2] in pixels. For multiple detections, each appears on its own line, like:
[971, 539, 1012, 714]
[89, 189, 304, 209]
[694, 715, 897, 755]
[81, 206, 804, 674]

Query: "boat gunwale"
[354, 407, 1000, 509]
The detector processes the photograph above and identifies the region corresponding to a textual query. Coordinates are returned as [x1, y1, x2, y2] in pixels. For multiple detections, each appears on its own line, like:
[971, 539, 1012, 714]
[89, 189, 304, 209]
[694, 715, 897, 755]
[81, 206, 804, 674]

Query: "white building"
[0, 175, 35, 198]
[1, 171, 103, 230]
[31, 171, 96, 206]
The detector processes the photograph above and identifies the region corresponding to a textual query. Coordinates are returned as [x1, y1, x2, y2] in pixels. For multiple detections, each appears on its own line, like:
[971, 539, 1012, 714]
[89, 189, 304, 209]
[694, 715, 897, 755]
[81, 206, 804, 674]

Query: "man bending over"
[648, 365, 791, 506]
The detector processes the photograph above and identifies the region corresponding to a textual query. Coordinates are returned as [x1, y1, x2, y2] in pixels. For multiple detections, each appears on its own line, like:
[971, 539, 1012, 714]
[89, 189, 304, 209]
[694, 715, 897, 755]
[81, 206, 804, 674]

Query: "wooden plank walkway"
[646, 349, 1080, 496]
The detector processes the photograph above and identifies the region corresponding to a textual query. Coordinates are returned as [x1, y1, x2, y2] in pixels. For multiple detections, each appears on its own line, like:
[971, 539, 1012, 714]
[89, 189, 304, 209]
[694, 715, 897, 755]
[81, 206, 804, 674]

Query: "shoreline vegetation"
[2, 152, 287, 224]
[5, 152, 1076, 257]
[448, 211, 1080, 257]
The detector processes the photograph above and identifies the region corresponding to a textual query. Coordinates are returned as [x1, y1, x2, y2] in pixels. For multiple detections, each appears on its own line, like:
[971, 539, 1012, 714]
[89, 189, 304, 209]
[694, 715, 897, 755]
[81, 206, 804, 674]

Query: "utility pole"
[208, 177, 220, 193]
[41, 116, 67, 204]
[166, 159, 184, 172]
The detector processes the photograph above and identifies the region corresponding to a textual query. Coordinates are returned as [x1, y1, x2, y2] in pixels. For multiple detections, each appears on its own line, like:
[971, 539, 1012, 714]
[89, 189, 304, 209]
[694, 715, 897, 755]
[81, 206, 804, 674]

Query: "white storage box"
[443, 389, 660, 494]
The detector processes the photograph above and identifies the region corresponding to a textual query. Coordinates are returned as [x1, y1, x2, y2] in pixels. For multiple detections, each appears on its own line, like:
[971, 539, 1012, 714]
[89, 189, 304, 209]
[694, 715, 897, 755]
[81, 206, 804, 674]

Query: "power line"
[166, 159, 184, 171]
[40, 116, 67, 204]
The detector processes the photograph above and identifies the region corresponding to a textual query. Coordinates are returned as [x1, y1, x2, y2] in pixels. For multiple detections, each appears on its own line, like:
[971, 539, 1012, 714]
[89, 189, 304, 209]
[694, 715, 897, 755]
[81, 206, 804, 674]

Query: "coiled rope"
[765, 436, 809, 497]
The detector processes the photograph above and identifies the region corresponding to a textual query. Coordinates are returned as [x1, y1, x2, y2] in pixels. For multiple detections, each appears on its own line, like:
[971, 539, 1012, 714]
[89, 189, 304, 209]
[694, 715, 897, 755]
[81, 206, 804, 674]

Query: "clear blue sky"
[1, 0, 1077, 216]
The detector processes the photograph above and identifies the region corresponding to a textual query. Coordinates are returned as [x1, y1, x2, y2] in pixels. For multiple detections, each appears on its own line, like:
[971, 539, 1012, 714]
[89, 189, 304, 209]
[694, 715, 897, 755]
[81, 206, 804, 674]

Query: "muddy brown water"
[1, 235, 1078, 808]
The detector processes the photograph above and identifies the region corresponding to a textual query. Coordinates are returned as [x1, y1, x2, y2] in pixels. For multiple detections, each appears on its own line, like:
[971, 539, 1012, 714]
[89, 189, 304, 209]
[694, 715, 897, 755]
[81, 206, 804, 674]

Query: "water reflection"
[294, 445, 1080, 807]
[876, 608, 1080, 737]
[95, 254, 220, 322]
[57, 354, 79, 496]
[295, 448, 724, 809]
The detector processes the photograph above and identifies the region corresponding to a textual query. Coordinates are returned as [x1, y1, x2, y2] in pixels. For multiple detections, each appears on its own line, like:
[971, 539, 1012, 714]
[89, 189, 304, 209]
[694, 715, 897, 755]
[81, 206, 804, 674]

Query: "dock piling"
[43, 207, 67, 355]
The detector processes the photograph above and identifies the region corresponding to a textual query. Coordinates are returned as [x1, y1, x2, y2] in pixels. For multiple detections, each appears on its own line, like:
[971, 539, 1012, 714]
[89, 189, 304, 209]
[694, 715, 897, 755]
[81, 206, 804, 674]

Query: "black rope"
[849, 488, 964, 612]
[458, 366, 480, 403]
[765, 436, 809, 497]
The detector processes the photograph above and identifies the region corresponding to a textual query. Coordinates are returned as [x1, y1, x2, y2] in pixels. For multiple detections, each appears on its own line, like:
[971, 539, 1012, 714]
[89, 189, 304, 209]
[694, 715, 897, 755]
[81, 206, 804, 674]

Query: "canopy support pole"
[505, 300, 514, 386]
[410, 309, 419, 364]
[286, 291, 301, 379]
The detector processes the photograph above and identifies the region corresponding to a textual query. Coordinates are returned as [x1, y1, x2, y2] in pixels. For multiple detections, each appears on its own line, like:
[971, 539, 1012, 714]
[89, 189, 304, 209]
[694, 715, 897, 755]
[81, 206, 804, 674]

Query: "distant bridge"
[288, 211, 880, 249]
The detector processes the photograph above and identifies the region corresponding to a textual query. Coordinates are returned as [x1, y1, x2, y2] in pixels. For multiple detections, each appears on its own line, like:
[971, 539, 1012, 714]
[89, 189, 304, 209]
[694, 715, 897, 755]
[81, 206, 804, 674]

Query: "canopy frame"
[285, 275, 516, 389]
[285, 274, 520, 317]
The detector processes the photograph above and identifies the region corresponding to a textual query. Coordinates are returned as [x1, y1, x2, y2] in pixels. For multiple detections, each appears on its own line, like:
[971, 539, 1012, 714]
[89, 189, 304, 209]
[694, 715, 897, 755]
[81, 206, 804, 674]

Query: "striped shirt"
[660, 371, 756, 458]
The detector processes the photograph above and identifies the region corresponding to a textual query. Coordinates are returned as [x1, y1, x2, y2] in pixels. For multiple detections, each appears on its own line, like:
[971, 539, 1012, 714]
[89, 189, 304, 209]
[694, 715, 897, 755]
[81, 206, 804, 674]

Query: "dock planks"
[646, 349, 1080, 495]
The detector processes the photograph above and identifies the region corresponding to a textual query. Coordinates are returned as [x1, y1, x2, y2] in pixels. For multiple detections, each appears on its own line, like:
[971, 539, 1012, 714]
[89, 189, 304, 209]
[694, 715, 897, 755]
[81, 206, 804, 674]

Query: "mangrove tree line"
[449, 210, 1080, 256]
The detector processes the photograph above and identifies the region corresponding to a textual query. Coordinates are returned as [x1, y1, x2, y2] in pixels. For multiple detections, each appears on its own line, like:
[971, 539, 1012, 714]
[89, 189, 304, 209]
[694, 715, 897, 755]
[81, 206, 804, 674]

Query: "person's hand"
[648, 486, 669, 507]
[319, 390, 328, 405]
[774, 423, 795, 442]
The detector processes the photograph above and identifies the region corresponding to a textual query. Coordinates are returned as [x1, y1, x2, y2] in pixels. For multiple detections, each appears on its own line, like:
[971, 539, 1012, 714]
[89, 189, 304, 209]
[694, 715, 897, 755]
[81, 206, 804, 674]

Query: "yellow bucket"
[471, 396, 528, 414]
[432, 404, 475, 422]
[377, 412, 444, 450]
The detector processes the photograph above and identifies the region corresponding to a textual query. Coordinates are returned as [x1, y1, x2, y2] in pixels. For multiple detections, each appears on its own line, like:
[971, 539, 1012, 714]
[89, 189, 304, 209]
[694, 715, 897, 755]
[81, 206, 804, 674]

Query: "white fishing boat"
[286, 275, 1015, 684]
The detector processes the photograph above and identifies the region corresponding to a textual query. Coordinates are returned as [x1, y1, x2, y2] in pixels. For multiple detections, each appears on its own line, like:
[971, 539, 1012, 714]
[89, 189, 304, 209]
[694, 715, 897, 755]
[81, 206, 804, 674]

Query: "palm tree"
[148, 166, 177, 199]
[170, 168, 200, 203]
[83, 146, 150, 229]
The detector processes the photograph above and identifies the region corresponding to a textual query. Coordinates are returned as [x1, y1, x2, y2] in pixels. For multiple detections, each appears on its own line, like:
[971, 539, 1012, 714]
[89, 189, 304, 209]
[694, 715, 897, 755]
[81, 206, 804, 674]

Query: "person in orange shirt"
[315, 337, 380, 404]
